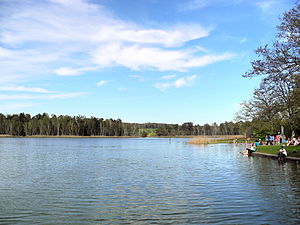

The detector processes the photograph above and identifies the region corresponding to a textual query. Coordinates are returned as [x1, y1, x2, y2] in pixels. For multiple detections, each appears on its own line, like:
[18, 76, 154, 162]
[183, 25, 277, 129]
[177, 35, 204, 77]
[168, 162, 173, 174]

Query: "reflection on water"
[0, 138, 300, 224]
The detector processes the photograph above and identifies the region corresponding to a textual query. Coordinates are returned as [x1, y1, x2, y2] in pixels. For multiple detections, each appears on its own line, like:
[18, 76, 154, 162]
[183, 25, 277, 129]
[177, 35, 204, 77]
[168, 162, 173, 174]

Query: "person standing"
[270, 135, 275, 145]
[275, 133, 280, 144]
[265, 135, 270, 145]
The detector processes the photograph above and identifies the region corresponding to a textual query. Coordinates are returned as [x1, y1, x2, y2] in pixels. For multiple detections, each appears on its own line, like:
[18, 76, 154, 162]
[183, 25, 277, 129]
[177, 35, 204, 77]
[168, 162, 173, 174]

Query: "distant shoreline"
[0, 135, 244, 139]
[0, 135, 196, 138]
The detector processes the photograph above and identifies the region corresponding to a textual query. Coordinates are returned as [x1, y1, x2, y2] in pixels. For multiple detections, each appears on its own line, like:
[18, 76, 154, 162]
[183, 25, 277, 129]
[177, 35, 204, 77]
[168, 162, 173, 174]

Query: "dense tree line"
[0, 113, 243, 137]
[237, 3, 300, 138]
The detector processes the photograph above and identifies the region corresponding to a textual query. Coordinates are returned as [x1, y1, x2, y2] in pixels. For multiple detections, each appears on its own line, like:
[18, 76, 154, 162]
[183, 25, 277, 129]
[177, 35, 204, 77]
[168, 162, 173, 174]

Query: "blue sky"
[0, 0, 294, 124]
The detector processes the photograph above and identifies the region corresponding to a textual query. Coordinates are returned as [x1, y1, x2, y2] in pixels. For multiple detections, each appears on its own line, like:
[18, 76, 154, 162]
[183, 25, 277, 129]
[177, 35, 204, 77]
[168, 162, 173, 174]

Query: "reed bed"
[188, 135, 244, 145]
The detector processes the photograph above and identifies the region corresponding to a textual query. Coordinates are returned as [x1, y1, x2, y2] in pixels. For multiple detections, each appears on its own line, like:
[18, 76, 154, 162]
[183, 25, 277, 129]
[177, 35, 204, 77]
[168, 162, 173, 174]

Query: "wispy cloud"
[154, 75, 197, 91]
[240, 37, 247, 43]
[91, 24, 210, 48]
[55, 67, 82, 76]
[96, 80, 108, 87]
[0, 0, 232, 83]
[0, 102, 37, 113]
[117, 88, 127, 92]
[255, 0, 276, 11]
[129, 75, 145, 82]
[161, 75, 177, 80]
[180, 0, 208, 11]
[0, 86, 55, 93]
[180, 0, 245, 11]
[0, 92, 86, 100]
[92, 44, 234, 71]
[0, 47, 59, 83]
[0, 85, 85, 101]
[55, 66, 100, 76]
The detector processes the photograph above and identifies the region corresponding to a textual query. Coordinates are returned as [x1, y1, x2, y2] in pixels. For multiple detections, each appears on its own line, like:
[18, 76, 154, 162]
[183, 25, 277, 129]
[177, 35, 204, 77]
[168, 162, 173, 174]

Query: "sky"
[0, 0, 294, 124]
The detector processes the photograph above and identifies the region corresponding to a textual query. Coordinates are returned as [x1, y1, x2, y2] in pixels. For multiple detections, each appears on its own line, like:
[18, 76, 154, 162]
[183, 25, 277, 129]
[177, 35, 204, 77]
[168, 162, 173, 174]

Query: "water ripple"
[0, 138, 300, 224]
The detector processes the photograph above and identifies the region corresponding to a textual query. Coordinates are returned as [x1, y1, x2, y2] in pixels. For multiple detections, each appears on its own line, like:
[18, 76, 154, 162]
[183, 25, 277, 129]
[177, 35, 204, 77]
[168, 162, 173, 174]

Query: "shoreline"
[3, 134, 300, 161]
[252, 152, 300, 162]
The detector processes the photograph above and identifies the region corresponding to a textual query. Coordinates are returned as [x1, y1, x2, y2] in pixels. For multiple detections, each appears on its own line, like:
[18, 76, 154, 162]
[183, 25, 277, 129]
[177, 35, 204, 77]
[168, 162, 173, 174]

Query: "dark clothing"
[246, 148, 256, 155]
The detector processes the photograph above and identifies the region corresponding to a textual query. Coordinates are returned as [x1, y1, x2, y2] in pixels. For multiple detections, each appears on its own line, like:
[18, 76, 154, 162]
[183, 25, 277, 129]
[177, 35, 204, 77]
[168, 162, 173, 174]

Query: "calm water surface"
[0, 138, 300, 224]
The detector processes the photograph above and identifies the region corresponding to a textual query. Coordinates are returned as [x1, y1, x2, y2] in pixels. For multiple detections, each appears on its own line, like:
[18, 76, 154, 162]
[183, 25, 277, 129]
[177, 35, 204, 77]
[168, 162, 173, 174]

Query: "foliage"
[238, 3, 300, 138]
[0, 113, 245, 137]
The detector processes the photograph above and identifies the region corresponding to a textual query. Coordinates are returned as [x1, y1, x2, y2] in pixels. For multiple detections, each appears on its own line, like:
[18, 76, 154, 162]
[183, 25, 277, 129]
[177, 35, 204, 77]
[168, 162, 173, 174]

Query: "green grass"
[256, 145, 300, 158]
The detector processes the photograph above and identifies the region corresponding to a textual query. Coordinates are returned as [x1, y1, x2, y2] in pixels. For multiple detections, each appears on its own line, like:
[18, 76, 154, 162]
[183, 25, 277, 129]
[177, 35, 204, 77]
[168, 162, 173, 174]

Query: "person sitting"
[255, 140, 260, 146]
[287, 138, 292, 146]
[246, 143, 257, 155]
[292, 136, 296, 145]
[278, 146, 287, 162]
[282, 136, 287, 144]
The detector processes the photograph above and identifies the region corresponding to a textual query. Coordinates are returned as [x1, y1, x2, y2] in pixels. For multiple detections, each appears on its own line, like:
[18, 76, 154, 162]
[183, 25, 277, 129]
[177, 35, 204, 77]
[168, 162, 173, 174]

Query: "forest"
[0, 113, 244, 137]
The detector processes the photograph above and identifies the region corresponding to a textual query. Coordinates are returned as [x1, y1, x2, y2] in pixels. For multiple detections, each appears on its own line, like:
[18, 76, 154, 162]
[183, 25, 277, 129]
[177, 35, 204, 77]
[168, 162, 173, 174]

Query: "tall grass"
[188, 135, 244, 144]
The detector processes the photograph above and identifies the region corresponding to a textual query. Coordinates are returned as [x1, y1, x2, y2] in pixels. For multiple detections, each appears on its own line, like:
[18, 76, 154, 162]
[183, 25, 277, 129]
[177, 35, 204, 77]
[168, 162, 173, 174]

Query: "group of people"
[244, 143, 288, 161]
[240, 133, 300, 161]
[259, 134, 300, 146]
[286, 137, 300, 146]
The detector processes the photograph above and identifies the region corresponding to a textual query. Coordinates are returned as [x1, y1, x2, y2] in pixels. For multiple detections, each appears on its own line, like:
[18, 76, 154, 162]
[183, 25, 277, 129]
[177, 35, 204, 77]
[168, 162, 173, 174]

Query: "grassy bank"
[256, 145, 300, 158]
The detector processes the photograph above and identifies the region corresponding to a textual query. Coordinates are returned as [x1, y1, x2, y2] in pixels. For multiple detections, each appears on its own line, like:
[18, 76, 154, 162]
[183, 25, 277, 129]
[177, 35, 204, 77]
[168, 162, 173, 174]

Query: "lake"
[0, 138, 300, 224]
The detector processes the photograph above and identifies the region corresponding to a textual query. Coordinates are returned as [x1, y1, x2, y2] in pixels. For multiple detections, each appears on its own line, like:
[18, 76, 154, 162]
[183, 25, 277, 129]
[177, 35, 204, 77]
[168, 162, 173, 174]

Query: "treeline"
[0, 113, 243, 137]
[237, 3, 300, 138]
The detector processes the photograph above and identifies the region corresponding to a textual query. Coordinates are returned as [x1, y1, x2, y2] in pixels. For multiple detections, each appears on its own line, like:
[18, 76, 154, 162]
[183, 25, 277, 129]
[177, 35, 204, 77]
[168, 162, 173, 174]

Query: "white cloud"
[55, 67, 82, 76]
[174, 75, 197, 87]
[129, 75, 145, 82]
[92, 43, 234, 71]
[154, 75, 197, 91]
[255, 0, 276, 10]
[103, 25, 210, 48]
[55, 66, 100, 76]
[161, 75, 177, 80]
[0, 81, 86, 101]
[240, 38, 247, 43]
[0, 92, 86, 100]
[0, 86, 86, 102]
[0, 102, 37, 113]
[180, 0, 245, 11]
[0, 86, 55, 93]
[180, 0, 208, 11]
[97, 80, 108, 86]
[181, 53, 234, 68]
[2, 0, 209, 46]
[117, 88, 127, 92]
[0, 0, 232, 82]
[0, 47, 59, 83]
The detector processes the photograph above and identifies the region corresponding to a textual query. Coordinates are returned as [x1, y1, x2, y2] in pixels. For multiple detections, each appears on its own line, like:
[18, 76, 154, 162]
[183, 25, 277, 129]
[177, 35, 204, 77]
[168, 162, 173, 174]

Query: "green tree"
[242, 3, 300, 137]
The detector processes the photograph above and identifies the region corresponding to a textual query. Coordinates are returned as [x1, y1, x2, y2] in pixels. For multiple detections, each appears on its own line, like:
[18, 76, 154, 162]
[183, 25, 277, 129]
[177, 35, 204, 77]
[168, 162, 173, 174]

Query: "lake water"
[0, 138, 300, 224]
